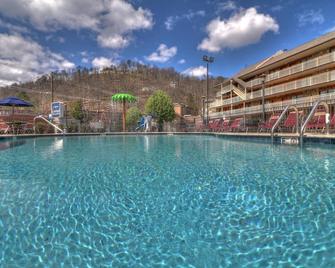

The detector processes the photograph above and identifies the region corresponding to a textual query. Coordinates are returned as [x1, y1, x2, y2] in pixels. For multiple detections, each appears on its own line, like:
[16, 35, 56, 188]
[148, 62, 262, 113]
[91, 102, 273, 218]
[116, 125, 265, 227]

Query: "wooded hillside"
[0, 61, 225, 115]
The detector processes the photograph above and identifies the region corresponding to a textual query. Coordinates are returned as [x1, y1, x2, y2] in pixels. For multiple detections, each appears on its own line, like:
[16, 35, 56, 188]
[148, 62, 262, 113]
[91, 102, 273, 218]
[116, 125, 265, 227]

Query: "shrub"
[126, 107, 142, 130]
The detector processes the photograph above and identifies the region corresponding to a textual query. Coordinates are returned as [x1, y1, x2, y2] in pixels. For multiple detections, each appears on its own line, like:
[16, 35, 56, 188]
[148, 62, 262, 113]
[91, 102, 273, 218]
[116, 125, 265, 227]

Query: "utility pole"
[202, 55, 214, 126]
[51, 72, 54, 103]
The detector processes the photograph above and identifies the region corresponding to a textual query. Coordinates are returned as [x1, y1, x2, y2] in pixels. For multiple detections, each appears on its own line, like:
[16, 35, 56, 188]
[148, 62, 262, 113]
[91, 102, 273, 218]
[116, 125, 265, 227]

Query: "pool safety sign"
[51, 102, 64, 118]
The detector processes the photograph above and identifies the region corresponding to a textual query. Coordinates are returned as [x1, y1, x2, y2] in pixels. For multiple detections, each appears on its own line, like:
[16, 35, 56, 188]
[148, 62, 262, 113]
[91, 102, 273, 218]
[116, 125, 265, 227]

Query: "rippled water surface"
[1, 135, 335, 267]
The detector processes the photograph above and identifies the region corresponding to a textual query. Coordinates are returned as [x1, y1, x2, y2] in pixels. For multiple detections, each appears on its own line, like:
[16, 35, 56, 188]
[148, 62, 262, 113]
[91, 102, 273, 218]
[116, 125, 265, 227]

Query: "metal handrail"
[271, 106, 289, 138]
[299, 100, 330, 144]
[34, 115, 64, 134]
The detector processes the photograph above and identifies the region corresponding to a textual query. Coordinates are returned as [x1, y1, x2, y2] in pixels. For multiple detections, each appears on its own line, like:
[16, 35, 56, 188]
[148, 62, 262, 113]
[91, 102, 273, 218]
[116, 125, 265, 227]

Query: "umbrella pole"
[11, 105, 15, 134]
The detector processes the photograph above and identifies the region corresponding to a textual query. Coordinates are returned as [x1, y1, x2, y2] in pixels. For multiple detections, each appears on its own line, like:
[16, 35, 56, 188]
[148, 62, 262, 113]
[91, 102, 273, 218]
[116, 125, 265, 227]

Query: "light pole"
[201, 96, 206, 124]
[203, 55, 214, 126]
[260, 74, 266, 122]
[50, 72, 54, 103]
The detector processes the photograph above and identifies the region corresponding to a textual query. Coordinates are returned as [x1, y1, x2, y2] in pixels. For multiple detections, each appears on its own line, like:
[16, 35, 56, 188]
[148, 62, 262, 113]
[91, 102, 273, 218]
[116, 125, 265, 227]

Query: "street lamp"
[202, 55, 214, 126]
[50, 72, 54, 103]
[201, 96, 206, 124]
[260, 74, 266, 122]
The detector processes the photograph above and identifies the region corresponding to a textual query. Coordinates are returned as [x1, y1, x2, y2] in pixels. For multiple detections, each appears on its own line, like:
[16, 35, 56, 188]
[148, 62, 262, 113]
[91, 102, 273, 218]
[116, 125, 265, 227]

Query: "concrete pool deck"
[1, 131, 335, 144]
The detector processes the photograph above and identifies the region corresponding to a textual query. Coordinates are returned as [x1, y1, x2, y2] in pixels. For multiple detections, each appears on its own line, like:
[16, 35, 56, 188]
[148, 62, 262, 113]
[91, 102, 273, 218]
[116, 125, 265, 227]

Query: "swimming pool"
[0, 135, 335, 267]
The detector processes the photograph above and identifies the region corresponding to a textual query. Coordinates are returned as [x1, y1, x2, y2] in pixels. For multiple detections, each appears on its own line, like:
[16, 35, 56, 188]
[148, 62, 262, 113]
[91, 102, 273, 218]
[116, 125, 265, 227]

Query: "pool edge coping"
[1, 132, 335, 145]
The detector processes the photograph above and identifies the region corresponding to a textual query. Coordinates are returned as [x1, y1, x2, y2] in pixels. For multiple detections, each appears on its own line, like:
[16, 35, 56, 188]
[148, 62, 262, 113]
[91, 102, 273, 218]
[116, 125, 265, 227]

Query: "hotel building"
[209, 31, 335, 125]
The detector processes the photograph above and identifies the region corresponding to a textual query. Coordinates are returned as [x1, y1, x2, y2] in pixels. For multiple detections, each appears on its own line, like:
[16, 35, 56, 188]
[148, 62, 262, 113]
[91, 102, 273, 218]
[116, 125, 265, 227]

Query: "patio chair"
[316, 115, 326, 131]
[212, 119, 223, 132]
[306, 115, 319, 131]
[230, 118, 243, 132]
[259, 115, 279, 132]
[220, 119, 230, 132]
[283, 112, 299, 132]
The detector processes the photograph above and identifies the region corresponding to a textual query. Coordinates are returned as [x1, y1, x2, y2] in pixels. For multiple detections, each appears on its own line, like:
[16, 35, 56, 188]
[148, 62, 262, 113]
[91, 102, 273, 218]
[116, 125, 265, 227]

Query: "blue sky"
[0, 0, 335, 85]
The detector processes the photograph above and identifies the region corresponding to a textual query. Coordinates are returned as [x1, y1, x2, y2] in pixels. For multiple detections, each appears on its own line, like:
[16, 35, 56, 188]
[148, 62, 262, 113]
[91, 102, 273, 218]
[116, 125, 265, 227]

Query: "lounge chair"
[259, 115, 279, 132]
[219, 119, 230, 132]
[283, 112, 299, 132]
[230, 118, 244, 132]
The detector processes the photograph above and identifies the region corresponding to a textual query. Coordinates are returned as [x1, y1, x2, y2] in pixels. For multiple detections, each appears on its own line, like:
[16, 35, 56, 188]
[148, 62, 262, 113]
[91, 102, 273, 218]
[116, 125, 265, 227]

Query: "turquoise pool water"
[0, 135, 335, 267]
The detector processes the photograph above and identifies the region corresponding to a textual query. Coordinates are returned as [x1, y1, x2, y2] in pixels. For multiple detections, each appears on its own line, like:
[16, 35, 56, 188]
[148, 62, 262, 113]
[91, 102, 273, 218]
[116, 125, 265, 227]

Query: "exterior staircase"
[232, 85, 246, 100]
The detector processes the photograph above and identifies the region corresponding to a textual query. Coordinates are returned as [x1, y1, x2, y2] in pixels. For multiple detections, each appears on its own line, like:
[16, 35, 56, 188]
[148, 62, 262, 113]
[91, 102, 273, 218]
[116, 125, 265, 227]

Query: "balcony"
[246, 77, 265, 88]
[209, 91, 335, 119]
[209, 95, 242, 108]
[210, 70, 335, 109]
[215, 84, 234, 97]
[261, 70, 335, 97]
[244, 51, 335, 88]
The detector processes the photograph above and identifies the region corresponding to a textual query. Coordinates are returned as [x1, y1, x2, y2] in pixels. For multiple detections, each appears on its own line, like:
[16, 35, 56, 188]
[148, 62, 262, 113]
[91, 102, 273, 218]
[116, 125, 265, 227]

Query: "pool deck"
[1, 131, 335, 144]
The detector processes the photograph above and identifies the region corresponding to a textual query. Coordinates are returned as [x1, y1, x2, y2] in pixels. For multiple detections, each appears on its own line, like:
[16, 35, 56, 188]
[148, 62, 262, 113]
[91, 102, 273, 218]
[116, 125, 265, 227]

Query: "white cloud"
[178, 59, 186, 64]
[81, 58, 89, 64]
[97, 34, 130, 49]
[165, 10, 205, 31]
[165, 17, 176, 31]
[182, 66, 207, 77]
[217, 1, 238, 12]
[298, 10, 324, 27]
[0, 0, 153, 49]
[145, 44, 177, 63]
[92, 57, 115, 69]
[198, 8, 279, 52]
[0, 33, 75, 86]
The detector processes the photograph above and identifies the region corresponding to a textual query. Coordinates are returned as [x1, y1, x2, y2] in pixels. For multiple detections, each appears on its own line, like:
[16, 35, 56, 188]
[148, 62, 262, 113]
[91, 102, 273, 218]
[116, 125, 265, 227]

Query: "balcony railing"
[246, 77, 264, 88]
[215, 84, 234, 97]
[210, 70, 335, 109]
[209, 91, 335, 118]
[244, 51, 335, 87]
[262, 70, 335, 97]
[210, 95, 242, 108]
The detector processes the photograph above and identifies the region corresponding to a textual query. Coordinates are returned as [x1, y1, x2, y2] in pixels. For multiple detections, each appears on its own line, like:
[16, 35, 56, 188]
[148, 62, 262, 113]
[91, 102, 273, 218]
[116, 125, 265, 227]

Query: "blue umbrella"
[0, 96, 33, 114]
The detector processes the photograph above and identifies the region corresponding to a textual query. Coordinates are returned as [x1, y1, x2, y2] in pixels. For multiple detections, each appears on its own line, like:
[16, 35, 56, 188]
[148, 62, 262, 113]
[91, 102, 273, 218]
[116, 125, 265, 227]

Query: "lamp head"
[203, 55, 214, 63]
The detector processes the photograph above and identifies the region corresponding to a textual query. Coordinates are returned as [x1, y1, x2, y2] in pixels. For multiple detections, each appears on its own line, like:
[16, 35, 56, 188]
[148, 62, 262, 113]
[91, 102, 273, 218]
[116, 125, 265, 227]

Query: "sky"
[0, 0, 335, 86]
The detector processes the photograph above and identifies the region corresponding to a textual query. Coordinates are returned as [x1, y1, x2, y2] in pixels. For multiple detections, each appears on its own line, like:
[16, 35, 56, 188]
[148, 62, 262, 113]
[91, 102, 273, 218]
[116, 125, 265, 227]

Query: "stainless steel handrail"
[34, 115, 64, 134]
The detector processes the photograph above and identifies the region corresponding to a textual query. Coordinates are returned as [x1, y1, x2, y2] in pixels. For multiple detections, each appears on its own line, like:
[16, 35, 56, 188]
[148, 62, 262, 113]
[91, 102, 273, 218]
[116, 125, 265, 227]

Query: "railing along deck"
[209, 91, 335, 118]
[210, 70, 335, 109]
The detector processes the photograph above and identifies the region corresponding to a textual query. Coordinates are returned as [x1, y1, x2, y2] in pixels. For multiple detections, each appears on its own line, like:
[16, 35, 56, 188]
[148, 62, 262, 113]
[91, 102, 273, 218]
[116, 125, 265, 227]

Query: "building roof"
[235, 30, 335, 79]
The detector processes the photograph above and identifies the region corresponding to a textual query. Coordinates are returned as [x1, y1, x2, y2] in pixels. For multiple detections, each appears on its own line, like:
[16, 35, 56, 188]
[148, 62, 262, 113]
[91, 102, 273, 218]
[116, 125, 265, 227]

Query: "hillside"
[0, 61, 225, 115]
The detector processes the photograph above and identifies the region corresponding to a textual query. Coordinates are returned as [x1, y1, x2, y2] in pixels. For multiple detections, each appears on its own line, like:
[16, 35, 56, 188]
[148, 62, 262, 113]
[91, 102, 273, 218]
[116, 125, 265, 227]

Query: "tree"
[17, 91, 30, 101]
[145, 90, 175, 131]
[112, 93, 136, 132]
[126, 107, 142, 130]
[70, 100, 84, 122]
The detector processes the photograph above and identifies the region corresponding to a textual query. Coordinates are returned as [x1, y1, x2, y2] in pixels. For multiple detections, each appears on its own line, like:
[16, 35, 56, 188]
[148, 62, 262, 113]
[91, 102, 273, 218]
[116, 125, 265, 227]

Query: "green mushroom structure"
[112, 93, 136, 132]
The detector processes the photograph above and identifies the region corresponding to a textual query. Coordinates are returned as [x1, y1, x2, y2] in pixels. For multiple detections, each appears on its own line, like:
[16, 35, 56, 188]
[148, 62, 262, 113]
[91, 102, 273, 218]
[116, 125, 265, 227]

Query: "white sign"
[51, 102, 64, 118]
